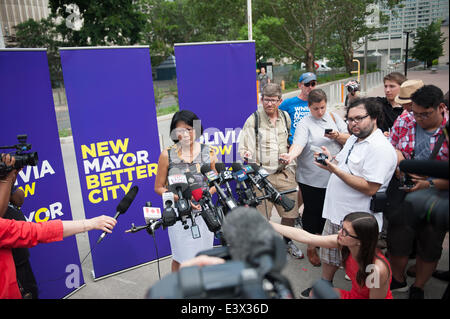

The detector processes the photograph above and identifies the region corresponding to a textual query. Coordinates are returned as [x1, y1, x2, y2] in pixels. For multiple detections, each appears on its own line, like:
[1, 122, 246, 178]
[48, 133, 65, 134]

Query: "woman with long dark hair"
[270, 212, 393, 299]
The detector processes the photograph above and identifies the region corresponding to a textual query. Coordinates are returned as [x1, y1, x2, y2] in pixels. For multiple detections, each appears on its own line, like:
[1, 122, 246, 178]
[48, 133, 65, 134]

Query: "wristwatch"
[428, 178, 435, 188]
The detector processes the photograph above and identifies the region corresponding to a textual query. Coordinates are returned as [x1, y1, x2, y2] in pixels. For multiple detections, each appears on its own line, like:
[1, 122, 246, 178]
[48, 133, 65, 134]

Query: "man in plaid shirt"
[387, 85, 449, 299]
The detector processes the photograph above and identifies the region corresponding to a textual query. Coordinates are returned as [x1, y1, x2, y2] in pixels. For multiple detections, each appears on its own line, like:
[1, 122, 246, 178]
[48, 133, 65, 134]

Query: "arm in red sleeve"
[0, 218, 63, 249]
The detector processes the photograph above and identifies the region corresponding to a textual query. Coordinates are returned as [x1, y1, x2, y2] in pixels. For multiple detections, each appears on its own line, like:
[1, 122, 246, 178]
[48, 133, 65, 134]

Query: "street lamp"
[403, 30, 411, 77]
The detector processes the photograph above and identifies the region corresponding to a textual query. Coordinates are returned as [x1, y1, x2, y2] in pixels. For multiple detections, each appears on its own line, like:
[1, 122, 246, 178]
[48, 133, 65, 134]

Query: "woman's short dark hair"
[169, 110, 204, 143]
[346, 97, 384, 129]
[308, 88, 327, 105]
[341, 212, 380, 288]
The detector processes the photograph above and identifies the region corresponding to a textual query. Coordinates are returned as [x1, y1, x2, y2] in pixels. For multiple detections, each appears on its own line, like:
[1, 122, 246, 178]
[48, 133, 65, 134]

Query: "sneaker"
[300, 287, 312, 299]
[344, 274, 351, 281]
[409, 286, 424, 299]
[390, 276, 409, 292]
[287, 240, 304, 259]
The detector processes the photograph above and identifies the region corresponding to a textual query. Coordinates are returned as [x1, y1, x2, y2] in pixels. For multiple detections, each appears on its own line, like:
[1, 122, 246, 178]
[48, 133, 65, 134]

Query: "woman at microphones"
[270, 212, 393, 299]
[154, 110, 217, 272]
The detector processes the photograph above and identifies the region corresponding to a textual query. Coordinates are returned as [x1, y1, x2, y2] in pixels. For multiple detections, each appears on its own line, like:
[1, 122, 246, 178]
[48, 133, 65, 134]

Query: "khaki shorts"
[255, 169, 299, 220]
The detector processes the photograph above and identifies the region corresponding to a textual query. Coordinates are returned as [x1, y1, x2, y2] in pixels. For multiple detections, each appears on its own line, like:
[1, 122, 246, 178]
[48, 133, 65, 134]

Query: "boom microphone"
[97, 185, 139, 244]
[399, 159, 449, 179]
[222, 206, 286, 275]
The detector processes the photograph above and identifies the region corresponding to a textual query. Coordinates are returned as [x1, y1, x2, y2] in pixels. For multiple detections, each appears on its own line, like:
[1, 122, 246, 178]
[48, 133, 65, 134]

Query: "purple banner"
[174, 41, 257, 164]
[0, 49, 82, 299]
[59, 47, 170, 279]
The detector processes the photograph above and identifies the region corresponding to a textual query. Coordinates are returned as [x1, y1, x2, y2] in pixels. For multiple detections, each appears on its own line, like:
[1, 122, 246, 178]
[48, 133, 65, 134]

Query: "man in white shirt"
[300, 97, 397, 298]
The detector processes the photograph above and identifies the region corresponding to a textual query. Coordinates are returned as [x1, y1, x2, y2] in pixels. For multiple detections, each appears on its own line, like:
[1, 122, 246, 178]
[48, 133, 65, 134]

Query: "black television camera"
[0, 135, 38, 179]
[399, 159, 449, 231]
[147, 207, 295, 299]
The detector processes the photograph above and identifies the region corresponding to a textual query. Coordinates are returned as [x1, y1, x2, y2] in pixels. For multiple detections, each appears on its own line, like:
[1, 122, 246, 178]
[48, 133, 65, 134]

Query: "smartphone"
[398, 185, 414, 190]
[324, 129, 333, 134]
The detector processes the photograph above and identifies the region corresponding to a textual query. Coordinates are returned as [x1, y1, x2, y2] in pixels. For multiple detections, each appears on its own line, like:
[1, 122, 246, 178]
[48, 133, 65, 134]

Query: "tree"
[410, 21, 446, 69]
[252, 0, 336, 72]
[13, 18, 64, 87]
[48, 0, 147, 46]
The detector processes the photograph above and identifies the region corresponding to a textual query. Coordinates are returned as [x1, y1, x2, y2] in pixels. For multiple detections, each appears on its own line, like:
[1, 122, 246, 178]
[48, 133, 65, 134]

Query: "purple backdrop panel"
[59, 47, 170, 279]
[174, 41, 257, 165]
[0, 49, 82, 299]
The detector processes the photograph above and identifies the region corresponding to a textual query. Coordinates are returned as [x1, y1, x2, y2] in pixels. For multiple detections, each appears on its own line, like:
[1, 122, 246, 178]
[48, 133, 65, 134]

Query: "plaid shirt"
[389, 112, 448, 160]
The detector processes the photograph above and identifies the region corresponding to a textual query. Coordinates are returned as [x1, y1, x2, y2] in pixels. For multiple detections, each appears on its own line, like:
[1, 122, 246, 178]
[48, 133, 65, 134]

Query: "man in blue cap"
[279, 72, 318, 145]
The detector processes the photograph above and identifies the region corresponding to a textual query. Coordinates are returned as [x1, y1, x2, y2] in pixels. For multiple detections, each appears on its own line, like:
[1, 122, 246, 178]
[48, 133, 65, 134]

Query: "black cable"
[151, 232, 161, 280]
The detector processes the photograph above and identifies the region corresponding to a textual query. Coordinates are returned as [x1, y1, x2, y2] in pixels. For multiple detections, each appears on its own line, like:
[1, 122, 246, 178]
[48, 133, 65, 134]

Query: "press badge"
[191, 224, 201, 239]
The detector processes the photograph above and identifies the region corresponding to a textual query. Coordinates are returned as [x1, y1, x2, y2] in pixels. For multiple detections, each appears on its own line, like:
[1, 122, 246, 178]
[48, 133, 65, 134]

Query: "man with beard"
[300, 97, 397, 298]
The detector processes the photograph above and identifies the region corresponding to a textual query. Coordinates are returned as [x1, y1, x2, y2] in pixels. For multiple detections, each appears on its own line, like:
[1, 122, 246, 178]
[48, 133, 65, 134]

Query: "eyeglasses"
[346, 114, 369, 124]
[412, 109, 435, 120]
[339, 221, 359, 239]
[263, 98, 280, 104]
[304, 81, 317, 88]
[174, 127, 194, 135]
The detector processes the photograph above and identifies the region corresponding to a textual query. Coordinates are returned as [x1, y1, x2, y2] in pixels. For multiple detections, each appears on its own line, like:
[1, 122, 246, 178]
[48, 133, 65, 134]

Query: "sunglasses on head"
[304, 81, 317, 88]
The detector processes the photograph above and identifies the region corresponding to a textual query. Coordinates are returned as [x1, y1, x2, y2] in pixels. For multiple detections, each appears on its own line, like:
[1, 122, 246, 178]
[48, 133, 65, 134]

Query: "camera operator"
[0, 163, 38, 299]
[344, 80, 361, 107]
[0, 154, 117, 299]
[386, 85, 448, 299]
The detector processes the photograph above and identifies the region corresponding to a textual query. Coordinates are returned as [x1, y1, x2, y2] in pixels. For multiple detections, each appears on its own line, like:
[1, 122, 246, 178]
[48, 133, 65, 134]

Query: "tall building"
[355, 0, 449, 62]
[0, 0, 50, 45]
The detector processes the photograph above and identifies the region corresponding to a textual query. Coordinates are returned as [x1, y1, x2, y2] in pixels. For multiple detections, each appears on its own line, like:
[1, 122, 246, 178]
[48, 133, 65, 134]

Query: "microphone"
[246, 163, 295, 212]
[399, 159, 449, 179]
[167, 172, 191, 222]
[200, 163, 237, 211]
[186, 172, 223, 235]
[215, 162, 234, 197]
[231, 162, 257, 206]
[97, 185, 139, 244]
[222, 206, 287, 275]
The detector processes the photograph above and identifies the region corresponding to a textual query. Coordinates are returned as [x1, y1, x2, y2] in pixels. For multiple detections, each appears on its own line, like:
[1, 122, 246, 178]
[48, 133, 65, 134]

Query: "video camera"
[147, 207, 295, 299]
[399, 159, 449, 231]
[0, 134, 38, 178]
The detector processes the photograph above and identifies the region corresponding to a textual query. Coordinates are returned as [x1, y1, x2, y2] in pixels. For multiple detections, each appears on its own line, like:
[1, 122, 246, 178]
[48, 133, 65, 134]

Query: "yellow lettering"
[108, 185, 120, 200]
[123, 153, 136, 167]
[35, 207, 50, 223]
[220, 145, 233, 155]
[111, 169, 124, 184]
[81, 143, 96, 159]
[110, 138, 129, 154]
[97, 141, 109, 157]
[88, 189, 102, 204]
[18, 182, 36, 197]
[147, 163, 158, 177]
[99, 171, 113, 187]
[123, 167, 135, 180]
[120, 182, 132, 194]
[86, 175, 100, 190]
[136, 165, 147, 179]
[102, 187, 109, 202]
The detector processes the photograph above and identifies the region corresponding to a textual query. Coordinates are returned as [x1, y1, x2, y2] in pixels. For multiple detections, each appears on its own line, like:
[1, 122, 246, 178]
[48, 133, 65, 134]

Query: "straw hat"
[394, 79, 424, 104]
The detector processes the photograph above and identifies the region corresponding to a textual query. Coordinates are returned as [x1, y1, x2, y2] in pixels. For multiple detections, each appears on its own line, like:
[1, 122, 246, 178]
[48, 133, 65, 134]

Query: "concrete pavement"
[60, 67, 448, 299]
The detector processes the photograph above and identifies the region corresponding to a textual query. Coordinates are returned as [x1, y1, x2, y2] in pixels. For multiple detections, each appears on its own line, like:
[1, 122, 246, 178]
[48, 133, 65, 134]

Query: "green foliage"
[410, 21, 446, 68]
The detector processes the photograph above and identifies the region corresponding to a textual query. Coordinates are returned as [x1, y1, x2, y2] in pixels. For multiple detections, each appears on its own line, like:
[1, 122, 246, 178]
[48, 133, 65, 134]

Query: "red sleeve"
[0, 218, 63, 249]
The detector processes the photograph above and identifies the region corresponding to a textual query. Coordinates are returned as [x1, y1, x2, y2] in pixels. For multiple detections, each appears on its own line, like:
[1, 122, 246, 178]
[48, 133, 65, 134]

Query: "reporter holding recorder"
[279, 89, 349, 266]
[270, 212, 393, 299]
[0, 154, 117, 299]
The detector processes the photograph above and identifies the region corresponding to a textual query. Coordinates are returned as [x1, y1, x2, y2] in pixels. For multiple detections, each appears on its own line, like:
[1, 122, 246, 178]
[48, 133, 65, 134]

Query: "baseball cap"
[299, 72, 317, 84]
[394, 79, 424, 105]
